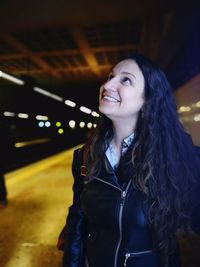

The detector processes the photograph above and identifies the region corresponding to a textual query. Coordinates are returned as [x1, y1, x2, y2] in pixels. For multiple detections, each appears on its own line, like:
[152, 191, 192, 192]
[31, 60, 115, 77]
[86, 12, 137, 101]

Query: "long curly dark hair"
[86, 53, 200, 265]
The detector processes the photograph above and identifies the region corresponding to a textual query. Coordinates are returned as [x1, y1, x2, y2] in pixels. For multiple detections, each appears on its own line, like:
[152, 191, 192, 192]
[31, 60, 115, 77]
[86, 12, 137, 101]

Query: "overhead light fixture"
[18, 113, 29, 119]
[36, 115, 48, 121]
[80, 106, 92, 114]
[91, 111, 99, 117]
[0, 70, 24, 85]
[3, 111, 15, 117]
[64, 100, 76, 107]
[33, 86, 63, 102]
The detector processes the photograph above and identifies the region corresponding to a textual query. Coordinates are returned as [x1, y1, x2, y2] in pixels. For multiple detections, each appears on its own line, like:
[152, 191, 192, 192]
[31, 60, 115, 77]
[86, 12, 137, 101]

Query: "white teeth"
[103, 95, 119, 102]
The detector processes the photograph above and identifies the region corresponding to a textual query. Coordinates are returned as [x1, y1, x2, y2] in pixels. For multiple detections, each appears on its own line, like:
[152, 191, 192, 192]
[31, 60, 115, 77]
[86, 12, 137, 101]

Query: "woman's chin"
[99, 105, 110, 116]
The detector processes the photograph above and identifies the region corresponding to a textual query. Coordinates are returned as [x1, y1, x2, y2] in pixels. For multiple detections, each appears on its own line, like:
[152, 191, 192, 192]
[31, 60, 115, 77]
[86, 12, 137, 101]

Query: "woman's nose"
[103, 78, 117, 91]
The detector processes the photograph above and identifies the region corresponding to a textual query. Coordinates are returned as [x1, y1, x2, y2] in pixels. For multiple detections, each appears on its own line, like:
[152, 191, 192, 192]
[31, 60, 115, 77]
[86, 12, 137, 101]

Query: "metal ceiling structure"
[0, 0, 199, 119]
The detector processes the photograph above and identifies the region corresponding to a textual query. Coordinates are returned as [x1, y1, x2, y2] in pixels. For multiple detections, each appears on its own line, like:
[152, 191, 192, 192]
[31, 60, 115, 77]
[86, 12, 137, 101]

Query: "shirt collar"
[105, 132, 135, 170]
[123, 132, 135, 148]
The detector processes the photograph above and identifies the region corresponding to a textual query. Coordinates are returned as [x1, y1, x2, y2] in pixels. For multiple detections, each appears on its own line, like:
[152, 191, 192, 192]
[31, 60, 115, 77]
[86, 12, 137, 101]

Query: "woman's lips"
[102, 95, 120, 102]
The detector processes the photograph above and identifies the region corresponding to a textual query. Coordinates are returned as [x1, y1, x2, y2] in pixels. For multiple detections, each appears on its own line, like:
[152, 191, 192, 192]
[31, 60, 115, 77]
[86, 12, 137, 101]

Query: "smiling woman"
[59, 53, 200, 267]
[99, 59, 145, 139]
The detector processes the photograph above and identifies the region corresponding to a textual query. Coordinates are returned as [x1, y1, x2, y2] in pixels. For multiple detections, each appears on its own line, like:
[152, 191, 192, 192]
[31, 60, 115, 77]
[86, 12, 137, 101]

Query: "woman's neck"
[111, 119, 136, 151]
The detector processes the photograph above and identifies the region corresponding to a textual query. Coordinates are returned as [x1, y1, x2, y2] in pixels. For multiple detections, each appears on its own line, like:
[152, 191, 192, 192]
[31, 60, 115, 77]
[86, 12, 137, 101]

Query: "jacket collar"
[93, 152, 134, 190]
[93, 157, 120, 189]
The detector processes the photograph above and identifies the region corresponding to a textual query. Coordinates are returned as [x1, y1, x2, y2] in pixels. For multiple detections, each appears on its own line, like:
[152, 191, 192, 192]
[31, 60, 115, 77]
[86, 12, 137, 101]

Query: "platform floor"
[0, 146, 80, 267]
[0, 146, 199, 267]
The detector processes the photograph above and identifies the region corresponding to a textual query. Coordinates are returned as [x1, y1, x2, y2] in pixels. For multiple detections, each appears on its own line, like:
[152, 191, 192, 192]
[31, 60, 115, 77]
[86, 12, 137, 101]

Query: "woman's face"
[99, 59, 145, 122]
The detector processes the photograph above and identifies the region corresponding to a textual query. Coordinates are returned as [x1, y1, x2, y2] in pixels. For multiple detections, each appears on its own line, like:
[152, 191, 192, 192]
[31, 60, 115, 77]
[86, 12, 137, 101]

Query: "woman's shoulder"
[72, 142, 91, 179]
[73, 141, 91, 163]
[73, 145, 84, 163]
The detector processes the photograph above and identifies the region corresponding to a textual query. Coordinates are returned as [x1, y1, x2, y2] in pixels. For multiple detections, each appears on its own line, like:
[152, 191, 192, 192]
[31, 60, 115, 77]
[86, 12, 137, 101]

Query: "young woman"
[61, 53, 200, 267]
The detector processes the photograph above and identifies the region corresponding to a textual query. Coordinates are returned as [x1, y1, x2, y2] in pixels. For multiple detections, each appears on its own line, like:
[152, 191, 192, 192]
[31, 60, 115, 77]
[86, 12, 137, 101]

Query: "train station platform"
[0, 145, 199, 267]
[0, 145, 81, 267]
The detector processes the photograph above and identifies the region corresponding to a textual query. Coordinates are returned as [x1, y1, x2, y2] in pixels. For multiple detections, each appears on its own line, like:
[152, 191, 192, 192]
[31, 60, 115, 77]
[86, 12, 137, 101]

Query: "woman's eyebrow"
[121, 71, 136, 79]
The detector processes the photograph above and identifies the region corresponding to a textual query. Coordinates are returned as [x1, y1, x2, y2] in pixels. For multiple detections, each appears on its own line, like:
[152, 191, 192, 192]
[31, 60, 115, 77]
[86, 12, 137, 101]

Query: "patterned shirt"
[105, 133, 134, 170]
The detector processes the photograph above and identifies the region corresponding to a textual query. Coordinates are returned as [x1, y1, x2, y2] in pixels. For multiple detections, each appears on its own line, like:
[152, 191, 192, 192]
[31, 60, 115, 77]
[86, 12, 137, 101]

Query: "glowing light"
[0, 70, 24, 85]
[18, 113, 29, 119]
[15, 138, 50, 148]
[194, 114, 200, 122]
[56, 121, 61, 127]
[58, 128, 64, 134]
[93, 124, 97, 128]
[79, 121, 85, 128]
[33, 87, 63, 102]
[80, 106, 92, 114]
[87, 122, 93, 129]
[38, 121, 45, 127]
[64, 100, 76, 107]
[195, 101, 200, 108]
[36, 115, 48, 121]
[91, 111, 99, 117]
[3, 111, 15, 117]
[45, 121, 51, 127]
[69, 120, 76, 128]
[178, 106, 191, 113]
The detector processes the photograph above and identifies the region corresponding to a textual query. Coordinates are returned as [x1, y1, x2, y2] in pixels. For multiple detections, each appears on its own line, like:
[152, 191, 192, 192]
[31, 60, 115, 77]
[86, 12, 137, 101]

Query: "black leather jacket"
[63, 147, 200, 267]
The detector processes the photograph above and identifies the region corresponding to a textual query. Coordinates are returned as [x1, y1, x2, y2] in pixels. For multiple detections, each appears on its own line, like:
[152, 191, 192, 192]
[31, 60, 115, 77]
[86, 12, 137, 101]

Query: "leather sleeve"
[62, 148, 87, 267]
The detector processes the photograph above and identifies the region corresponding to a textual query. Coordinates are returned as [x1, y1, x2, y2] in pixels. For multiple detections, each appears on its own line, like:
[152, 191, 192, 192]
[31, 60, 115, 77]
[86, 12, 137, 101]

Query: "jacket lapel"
[94, 157, 120, 189]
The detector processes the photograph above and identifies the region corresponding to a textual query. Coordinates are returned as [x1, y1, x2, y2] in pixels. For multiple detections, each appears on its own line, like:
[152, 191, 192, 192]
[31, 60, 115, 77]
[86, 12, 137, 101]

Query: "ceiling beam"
[69, 25, 101, 77]
[0, 44, 136, 61]
[1, 33, 62, 79]
[12, 66, 92, 74]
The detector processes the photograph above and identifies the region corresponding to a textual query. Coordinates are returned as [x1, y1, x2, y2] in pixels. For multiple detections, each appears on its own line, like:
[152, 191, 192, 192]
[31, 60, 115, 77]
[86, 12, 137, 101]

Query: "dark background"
[0, 0, 199, 170]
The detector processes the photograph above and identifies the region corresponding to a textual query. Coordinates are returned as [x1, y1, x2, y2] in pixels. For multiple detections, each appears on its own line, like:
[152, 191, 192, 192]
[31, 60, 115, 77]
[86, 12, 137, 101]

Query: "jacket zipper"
[93, 177, 132, 267]
[93, 177, 122, 192]
[113, 189, 126, 267]
[124, 250, 153, 266]
[110, 180, 131, 267]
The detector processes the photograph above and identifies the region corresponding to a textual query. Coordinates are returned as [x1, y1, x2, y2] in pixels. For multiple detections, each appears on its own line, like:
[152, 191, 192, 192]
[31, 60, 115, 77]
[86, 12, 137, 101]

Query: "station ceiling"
[0, 0, 199, 120]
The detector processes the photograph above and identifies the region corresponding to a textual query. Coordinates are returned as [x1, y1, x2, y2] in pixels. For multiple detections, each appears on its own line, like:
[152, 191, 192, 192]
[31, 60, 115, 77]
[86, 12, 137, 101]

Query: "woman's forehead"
[112, 59, 143, 80]
[113, 59, 138, 72]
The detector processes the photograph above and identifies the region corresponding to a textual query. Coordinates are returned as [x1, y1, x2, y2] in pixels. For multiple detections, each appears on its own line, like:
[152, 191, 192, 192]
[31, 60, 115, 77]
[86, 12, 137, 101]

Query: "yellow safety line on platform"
[5, 145, 81, 184]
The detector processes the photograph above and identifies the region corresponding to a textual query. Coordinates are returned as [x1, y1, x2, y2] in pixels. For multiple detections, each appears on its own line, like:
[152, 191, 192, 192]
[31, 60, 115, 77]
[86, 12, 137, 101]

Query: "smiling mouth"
[102, 95, 120, 103]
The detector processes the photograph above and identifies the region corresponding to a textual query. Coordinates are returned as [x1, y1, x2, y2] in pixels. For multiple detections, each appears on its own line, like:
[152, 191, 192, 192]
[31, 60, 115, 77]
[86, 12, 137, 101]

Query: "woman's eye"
[121, 77, 132, 85]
